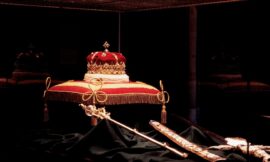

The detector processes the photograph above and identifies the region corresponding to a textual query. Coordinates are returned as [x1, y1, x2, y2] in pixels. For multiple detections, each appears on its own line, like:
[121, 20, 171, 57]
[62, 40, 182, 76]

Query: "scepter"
[79, 103, 188, 158]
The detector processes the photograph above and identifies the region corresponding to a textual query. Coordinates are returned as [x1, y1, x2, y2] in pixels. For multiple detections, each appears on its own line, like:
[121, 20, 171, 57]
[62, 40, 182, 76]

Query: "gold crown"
[86, 42, 126, 75]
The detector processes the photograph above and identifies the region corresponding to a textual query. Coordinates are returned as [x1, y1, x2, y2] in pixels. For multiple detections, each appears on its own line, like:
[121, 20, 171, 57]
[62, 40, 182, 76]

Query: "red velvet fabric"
[45, 80, 162, 105]
[87, 51, 126, 64]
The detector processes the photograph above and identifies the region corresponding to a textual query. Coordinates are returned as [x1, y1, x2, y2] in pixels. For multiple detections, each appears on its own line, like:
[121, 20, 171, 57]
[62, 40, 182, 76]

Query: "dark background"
[0, 1, 270, 142]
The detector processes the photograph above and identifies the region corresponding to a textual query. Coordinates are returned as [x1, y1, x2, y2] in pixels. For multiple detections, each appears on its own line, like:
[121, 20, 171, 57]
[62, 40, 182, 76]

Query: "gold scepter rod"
[79, 104, 188, 158]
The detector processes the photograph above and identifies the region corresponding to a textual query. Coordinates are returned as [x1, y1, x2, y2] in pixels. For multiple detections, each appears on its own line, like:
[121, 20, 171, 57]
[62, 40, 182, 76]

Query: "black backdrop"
[0, 0, 270, 140]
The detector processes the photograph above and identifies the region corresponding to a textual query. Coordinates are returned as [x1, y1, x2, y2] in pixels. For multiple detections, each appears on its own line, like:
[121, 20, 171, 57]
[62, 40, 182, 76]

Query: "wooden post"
[188, 6, 198, 123]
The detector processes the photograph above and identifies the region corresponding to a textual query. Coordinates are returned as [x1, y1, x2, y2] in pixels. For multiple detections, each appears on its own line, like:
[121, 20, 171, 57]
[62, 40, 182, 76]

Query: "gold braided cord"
[43, 76, 52, 98]
[157, 80, 170, 103]
[82, 78, 108, 104]
[157, 80, 170, 124]
[43, 77, 52, 122]
[157, 90, 170, 103]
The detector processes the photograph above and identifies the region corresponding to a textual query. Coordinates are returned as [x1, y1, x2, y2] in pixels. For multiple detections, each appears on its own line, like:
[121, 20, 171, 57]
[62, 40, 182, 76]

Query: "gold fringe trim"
[45, 92, 162, 105]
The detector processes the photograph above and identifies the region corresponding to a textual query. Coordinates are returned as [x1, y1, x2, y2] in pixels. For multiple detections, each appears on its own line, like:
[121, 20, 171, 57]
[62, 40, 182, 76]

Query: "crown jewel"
[86, 42, 127, 75]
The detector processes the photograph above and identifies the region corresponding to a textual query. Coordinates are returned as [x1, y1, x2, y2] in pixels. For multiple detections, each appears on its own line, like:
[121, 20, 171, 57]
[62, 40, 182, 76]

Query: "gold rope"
[82, 78, 108, 104]
[81, 78, 108, 126]
[43, 77, 51, 122]
[157, 80, 170, 124]
[43, 76, 51, 98]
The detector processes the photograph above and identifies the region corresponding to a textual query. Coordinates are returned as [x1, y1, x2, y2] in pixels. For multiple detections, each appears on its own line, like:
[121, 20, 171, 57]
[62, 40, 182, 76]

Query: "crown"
[86, 41, 126, 75]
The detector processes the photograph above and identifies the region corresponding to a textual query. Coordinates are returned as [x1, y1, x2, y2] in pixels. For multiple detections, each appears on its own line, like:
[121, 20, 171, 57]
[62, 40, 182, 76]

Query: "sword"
[149, 120, 226, 162]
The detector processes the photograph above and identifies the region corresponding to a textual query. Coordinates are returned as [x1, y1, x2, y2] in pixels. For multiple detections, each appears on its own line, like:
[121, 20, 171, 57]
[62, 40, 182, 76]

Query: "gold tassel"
[159, 80, 169, 125]
[43, 103, 49, 122]
[161, 104, 167, 124]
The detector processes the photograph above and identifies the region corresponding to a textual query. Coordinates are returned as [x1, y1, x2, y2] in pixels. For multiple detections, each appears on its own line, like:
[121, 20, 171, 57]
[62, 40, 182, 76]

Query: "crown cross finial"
[103, 41, 110, 52]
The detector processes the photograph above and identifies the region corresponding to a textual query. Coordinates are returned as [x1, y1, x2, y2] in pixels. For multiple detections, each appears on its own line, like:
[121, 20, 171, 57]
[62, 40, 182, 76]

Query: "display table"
[7, 113, 265, 162]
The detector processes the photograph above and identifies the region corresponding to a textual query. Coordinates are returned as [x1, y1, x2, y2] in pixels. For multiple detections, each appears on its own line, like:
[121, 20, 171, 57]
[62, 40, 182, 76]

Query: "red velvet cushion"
[45, 80, 162, 105]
